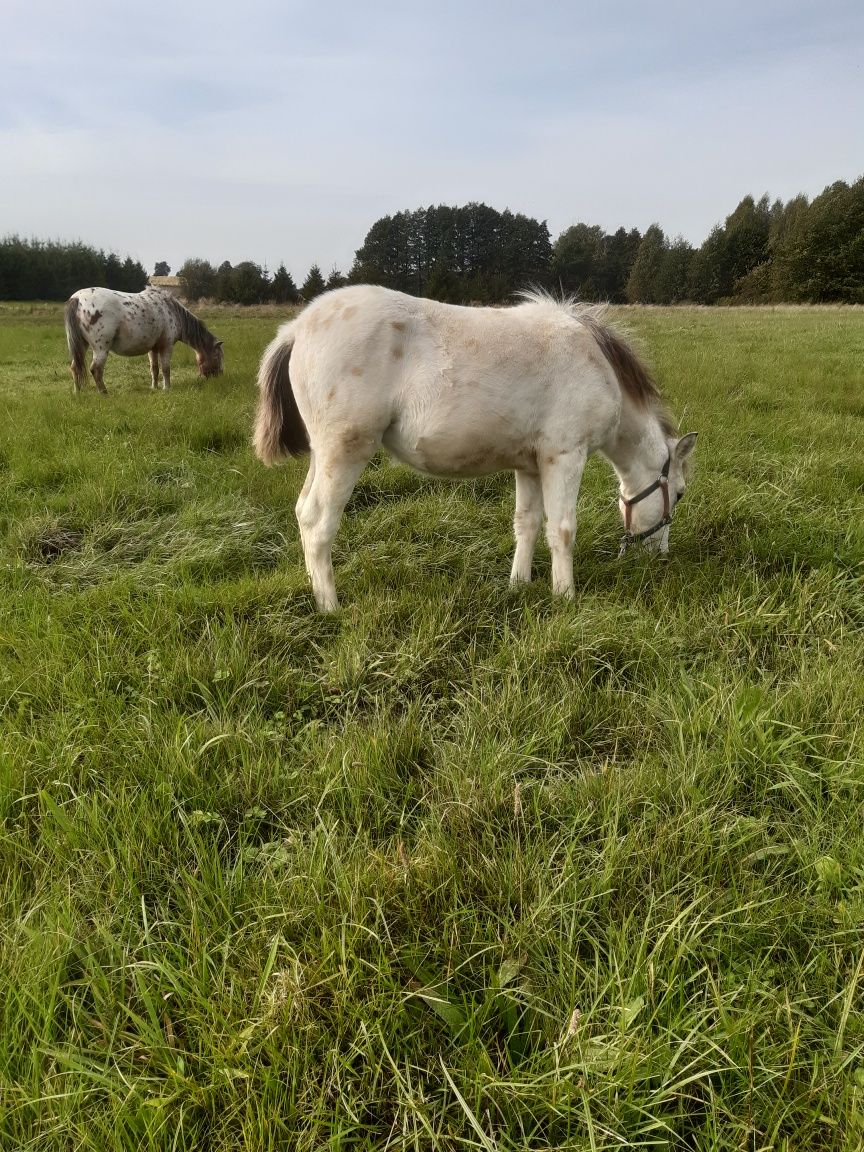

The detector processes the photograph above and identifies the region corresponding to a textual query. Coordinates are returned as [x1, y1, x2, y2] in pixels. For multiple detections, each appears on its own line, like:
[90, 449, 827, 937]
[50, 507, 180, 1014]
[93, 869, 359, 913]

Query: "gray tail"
[64, 297, 88, 382]
[253, 324, 309, 464]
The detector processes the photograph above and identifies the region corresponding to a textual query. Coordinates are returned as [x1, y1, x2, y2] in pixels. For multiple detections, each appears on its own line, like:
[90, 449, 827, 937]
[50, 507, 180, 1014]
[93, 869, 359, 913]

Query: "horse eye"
[676, 490, 685, 502]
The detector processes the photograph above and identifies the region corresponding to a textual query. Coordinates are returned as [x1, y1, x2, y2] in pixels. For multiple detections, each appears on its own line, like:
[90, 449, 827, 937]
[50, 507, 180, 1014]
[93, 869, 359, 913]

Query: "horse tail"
[253, 323, 309, 464]
[64, 296, 88, 383]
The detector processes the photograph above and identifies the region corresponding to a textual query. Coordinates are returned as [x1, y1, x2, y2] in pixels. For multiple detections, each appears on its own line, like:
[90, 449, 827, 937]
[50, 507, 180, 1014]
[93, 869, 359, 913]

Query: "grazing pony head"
[197, 340, 224, 378]
[569, 305, 697, 557]
[618, 433, 698, 555]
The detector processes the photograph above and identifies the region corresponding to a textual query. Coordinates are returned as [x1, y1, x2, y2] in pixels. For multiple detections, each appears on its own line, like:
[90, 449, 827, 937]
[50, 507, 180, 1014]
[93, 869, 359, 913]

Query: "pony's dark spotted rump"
[63, 287, 224, 392]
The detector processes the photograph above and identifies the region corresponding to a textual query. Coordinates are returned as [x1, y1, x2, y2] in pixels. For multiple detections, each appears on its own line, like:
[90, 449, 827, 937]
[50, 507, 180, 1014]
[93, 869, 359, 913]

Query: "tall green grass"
[0, 302, 862, 1149]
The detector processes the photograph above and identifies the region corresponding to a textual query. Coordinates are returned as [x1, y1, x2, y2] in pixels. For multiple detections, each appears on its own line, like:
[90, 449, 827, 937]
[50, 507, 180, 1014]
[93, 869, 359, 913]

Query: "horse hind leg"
[510, 469, 543, 585]
[295, 453, 316, 522]
[70, 360, 87, 392]
[297, 439, 376, 612]
[159, 348, 172, 390]
[148, 349, 160, 389]
[90, 350, 108, 393]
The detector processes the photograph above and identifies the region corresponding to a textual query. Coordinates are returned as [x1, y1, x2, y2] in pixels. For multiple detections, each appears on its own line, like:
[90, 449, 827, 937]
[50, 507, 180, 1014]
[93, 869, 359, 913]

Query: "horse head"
[617, 432, 698, 556]
[197, 340, 224, 378]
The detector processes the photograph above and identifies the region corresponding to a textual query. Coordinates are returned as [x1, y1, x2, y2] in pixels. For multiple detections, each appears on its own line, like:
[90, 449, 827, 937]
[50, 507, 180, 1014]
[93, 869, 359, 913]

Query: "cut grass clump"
[21, 519, 85, 563]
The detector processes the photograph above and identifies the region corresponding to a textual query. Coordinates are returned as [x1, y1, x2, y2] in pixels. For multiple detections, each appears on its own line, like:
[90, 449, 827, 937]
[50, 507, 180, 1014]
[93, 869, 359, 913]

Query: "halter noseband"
[618, 452, 672, 557]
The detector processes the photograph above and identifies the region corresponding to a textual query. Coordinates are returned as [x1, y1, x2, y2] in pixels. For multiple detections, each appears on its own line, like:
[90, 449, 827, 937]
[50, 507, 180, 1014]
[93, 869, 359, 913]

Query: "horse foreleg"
[297, 444, 373, 612]
[90, 351, 108, 394]
[510, 469, 543, 585]
[148, 350, 160, 389]
[539, 449, 587, 599]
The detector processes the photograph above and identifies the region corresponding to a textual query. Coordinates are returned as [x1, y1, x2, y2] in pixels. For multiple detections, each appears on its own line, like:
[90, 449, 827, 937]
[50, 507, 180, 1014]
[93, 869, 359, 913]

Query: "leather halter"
[618, 453, 673, 557]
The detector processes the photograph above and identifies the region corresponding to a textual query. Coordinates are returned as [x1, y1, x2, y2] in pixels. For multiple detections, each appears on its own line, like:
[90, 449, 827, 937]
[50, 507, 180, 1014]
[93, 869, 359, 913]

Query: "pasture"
[0, 300, 863, 1150]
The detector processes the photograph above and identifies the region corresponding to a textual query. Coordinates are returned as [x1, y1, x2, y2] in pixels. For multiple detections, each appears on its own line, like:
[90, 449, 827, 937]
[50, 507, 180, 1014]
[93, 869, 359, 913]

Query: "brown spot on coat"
[392, 346, 404, 359]
[351, 366, 364, 376]
[91, 309, 102, 324]
[391, 321, 406, 332]
[341, 431, 372, 455]
[343, 306, 356, 319]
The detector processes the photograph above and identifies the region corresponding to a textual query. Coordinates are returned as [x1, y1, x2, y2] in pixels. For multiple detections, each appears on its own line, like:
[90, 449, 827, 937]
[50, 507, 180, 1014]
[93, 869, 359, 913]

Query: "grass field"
[0, 300, 863, 1150]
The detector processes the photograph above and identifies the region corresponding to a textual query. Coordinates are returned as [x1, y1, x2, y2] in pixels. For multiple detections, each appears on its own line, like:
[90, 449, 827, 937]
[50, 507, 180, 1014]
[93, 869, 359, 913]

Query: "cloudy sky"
[2, 0, 862, 280]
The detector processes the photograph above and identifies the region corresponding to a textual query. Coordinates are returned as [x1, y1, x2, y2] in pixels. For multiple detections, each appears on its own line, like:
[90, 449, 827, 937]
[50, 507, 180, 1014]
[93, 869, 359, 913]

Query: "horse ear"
[215, 340, 223, 348]
[674, 432, 698, 462]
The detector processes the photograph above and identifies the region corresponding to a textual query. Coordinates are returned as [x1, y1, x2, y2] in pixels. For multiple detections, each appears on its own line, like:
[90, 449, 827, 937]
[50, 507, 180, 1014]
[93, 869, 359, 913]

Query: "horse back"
[290, 286, 619, 473]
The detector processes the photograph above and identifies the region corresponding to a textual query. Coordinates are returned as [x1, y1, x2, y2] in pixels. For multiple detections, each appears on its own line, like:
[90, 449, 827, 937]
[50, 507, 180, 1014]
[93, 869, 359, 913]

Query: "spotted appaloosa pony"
[253, 285, 697, 612]
[64, 287, 224, 392]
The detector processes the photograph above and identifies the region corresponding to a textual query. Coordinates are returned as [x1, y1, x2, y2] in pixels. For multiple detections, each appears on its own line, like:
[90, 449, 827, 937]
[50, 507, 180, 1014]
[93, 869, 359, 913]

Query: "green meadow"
[0, 300, 863, 1150]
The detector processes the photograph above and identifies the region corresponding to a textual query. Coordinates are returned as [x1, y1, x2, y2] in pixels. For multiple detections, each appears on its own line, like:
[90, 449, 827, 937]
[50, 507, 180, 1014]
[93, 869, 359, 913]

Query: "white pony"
[254, 285, 697, 612]
[64, 287, 224, 392]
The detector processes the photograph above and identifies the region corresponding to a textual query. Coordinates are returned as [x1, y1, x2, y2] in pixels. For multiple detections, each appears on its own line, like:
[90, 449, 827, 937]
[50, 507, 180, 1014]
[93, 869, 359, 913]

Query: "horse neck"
[171, 299, 213, 352]
[603, 398, 670, 499]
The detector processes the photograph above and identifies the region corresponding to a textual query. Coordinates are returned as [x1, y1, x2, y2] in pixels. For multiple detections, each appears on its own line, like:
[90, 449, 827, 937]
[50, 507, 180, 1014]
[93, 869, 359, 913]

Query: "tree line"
[173, 259, 345, 306]
[175, 176, 862, 306]
[615, 178, 864, 305]
[2, 174, 862, 305]
[0, 237, 148, 300]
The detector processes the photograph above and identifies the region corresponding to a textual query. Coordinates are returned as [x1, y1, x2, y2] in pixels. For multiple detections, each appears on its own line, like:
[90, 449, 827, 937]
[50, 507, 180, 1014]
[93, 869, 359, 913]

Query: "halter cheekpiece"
[618, 452, 673, 557]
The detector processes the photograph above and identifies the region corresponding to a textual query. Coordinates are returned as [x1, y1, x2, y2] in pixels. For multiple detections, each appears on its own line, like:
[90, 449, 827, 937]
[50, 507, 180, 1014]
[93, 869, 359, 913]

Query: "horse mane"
[516, 290, 677, 438]
[159, 291, 216, 352]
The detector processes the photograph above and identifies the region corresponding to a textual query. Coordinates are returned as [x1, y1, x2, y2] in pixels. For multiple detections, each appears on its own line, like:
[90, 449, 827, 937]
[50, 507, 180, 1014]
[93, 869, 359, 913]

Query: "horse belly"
[112, 314, 162, 356]
[384, 411, 535, 477]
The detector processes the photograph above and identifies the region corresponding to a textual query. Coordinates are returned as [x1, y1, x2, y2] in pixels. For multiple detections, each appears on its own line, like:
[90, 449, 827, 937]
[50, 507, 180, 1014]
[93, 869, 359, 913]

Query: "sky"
[2, 0, 862, 281]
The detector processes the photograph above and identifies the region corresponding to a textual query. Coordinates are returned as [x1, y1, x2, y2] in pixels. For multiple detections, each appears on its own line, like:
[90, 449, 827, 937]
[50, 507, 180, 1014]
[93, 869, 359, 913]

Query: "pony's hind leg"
[159, 348, 172, 390]
[510, 469, 543, 585]
[295, 453, 316, 522]
[297, 440, 375, 612]
[70, 361, 86, 392]
[90, 350, 108, 393]
[148, 349, 160, 389]
[539, 449, 587, 598]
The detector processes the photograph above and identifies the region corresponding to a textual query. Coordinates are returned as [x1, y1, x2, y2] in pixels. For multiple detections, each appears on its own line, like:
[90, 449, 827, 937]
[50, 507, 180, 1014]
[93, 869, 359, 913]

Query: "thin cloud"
[1, 0, 862, 277]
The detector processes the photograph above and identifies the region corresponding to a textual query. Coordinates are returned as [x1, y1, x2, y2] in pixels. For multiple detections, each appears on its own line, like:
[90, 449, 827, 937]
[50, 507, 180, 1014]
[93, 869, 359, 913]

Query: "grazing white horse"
[254, 285, 697, 612]
[64, 287, 224, 392]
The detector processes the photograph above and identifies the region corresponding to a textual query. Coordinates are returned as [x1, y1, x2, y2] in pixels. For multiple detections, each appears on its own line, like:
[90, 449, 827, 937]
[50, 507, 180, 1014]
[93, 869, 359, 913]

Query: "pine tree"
[325, 267, 347, 291]
[104, 253, 123, 289]
[626, 225, 668, 303]
[656, 238, 695, 303]
[301, 264, 326, 301]
[552, 223, 604, 298]
[271, 263, 300, 304]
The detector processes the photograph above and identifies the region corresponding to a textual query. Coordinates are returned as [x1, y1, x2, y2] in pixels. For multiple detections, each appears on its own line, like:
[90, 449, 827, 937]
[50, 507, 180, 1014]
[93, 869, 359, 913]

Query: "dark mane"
[161, 292, 217, 352]
[577, 312, 676, 436]
[572, 318, 674, 440]
[516, 291, 677, 438]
